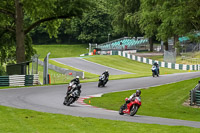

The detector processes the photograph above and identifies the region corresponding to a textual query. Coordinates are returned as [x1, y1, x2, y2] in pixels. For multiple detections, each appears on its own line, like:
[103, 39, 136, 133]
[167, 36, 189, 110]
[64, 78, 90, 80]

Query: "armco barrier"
[195, 90, 200, 106]
[80, 50, 200, 70]
[0, 74, 39, 87]
[190, 81, 200, 106]
[0, 76, 9, 86]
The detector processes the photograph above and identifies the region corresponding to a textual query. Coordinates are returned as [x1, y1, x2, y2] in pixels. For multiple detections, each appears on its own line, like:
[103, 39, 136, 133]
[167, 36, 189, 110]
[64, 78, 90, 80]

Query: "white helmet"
[105, 70, 108, 72]
[76, 76, 79, 79]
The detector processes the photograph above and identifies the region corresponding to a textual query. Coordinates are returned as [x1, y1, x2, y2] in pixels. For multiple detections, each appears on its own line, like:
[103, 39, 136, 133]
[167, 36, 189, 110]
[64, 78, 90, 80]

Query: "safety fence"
[80, 50, 119, 56]
[190, 81, 200, 106]
[38, 71, 74, 84]
[80, 50, 200, 70]
[0, 74, 39, 87]
[118, 51, 200, 71]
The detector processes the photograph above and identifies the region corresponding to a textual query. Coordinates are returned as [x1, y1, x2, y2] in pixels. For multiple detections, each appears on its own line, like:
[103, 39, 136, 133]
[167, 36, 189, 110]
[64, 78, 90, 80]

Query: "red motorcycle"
[119, 97, 141, 116]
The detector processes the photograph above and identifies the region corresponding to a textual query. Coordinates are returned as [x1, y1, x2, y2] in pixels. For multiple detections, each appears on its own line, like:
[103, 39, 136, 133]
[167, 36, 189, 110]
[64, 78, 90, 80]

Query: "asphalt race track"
[1, 72, 200, 128]
[52, 57, 132, 75]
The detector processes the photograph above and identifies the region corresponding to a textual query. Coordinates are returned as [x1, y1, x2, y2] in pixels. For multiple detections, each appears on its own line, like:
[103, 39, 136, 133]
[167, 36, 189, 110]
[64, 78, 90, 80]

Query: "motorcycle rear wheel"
[130, 105, 138, 116]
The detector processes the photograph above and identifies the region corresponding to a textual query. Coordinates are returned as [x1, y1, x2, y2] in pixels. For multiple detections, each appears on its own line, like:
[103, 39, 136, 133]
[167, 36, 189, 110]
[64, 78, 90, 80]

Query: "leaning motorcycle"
[151, 65, 159, 77]
[98, 74, 107, 87]
[63, 82, 81, 106]
[119, 97, 142, 116]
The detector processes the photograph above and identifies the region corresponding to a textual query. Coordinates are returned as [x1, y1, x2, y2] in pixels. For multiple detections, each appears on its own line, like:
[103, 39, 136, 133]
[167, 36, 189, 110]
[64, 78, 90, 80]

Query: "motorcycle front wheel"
[152, 72, 155, 77]
[98, 81, 102, 87]
[119, 105, 124, 115]
[63, 96, 68, 105]
[130, 105, 138, 116]
[66, 97, 74, 106]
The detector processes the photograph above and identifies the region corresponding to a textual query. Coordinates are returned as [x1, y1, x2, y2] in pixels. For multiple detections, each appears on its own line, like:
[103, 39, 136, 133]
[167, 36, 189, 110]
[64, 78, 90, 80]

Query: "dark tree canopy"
[0, 0, 91, 63]
[0, 0, 199, 64]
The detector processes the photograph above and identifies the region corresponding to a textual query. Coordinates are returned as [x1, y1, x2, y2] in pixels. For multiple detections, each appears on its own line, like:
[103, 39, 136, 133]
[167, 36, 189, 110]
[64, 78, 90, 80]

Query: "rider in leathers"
[102, 70, 109, 84]
[123, 90, 141, 109]
[67, 76, 81, 97]
[153, 62, 160, 74]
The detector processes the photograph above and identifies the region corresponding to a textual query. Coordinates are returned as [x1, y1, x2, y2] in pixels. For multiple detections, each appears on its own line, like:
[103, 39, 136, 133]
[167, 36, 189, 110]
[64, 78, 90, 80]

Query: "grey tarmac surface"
[0, 72, 200, 128]
[51, 57, 132, 75]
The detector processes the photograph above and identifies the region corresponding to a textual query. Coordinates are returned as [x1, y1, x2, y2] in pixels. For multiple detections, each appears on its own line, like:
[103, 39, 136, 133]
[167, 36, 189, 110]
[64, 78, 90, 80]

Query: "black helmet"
[136, 90, 141, 96]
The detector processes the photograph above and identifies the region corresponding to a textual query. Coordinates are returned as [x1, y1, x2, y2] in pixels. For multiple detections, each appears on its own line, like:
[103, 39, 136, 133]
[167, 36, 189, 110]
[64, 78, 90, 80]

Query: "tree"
[137, 0, 162, 51]
[112, 0, 141, 37]
[28, 0, 119, 45]
[78, 3, 113, 43]
[0, 0, 91, 63]
[138, 0, 200, 51]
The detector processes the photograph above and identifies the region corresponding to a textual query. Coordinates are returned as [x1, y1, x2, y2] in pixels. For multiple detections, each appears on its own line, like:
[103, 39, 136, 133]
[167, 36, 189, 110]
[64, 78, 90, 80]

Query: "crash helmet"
[136, 90, 141, 96]
[154, 61, 158, 65]
[76, 76, 79, 79]
[105, 70, 108, 72]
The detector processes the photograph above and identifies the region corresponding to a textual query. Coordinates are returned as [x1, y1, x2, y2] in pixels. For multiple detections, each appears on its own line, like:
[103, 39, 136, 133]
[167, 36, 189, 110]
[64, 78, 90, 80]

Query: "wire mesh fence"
[164, 50, 176, 63]
[38, 71, 74, 84]
[31, 54, 39, 74]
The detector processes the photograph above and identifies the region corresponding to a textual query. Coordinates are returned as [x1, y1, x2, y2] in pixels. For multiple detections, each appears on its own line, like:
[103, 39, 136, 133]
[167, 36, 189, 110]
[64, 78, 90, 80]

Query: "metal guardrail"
[0, 76, 9, 86]
[190, 81, 200, 106]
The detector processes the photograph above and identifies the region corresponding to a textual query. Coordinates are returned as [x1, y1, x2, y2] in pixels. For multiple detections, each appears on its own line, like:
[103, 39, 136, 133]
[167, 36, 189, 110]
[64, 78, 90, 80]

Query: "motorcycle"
[151, 65, 159, 77]
[98, 74, 107, 87]
[119, 97, 142, 116]
[63, 82, 81, 106]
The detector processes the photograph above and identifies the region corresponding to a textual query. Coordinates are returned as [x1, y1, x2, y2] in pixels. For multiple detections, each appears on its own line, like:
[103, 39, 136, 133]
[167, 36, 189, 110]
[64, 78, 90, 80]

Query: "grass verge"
[85, 77, 200, 122]
[48, 55, 190, 83]
[148, 52, 200, 65]
[0, 105, 200, 132]
[49, 60, 99, 83]
[83, 55, 189, 78]
[33, 44, 88, 59]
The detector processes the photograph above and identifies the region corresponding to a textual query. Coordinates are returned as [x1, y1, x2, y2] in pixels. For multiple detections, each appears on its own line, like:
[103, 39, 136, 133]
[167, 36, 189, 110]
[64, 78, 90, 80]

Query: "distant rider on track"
[153, 62, 159, 74]
[102, 70, 109, 84]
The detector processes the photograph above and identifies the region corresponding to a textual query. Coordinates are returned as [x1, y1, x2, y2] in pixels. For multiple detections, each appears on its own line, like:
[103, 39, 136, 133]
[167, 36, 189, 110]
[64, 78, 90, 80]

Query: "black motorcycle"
[63, 82, 81, 106]
[98, 74, 107, 87]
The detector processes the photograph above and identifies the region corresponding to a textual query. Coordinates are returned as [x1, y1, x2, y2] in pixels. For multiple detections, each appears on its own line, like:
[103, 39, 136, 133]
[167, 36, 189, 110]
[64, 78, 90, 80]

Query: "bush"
[0, 65, 6, 76]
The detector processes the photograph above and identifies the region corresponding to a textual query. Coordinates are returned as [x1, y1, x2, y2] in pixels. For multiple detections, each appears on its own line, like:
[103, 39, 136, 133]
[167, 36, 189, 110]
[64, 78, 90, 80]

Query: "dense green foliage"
[85, 77, 200, 121]
[0, 0, 199, 63]
[138, 0, 200, 42]
[0, 65, 6, 76]
[0, 0, 91, 63]
[32, 0, 116, 44]
[112, 0, 141, 37]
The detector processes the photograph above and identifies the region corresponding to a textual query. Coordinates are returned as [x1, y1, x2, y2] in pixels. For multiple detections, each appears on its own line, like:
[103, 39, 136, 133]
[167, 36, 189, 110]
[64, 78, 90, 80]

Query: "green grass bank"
[0, 105, 199, 132]
[33, 44, 88, 59]
[85, 77, 200, 122]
